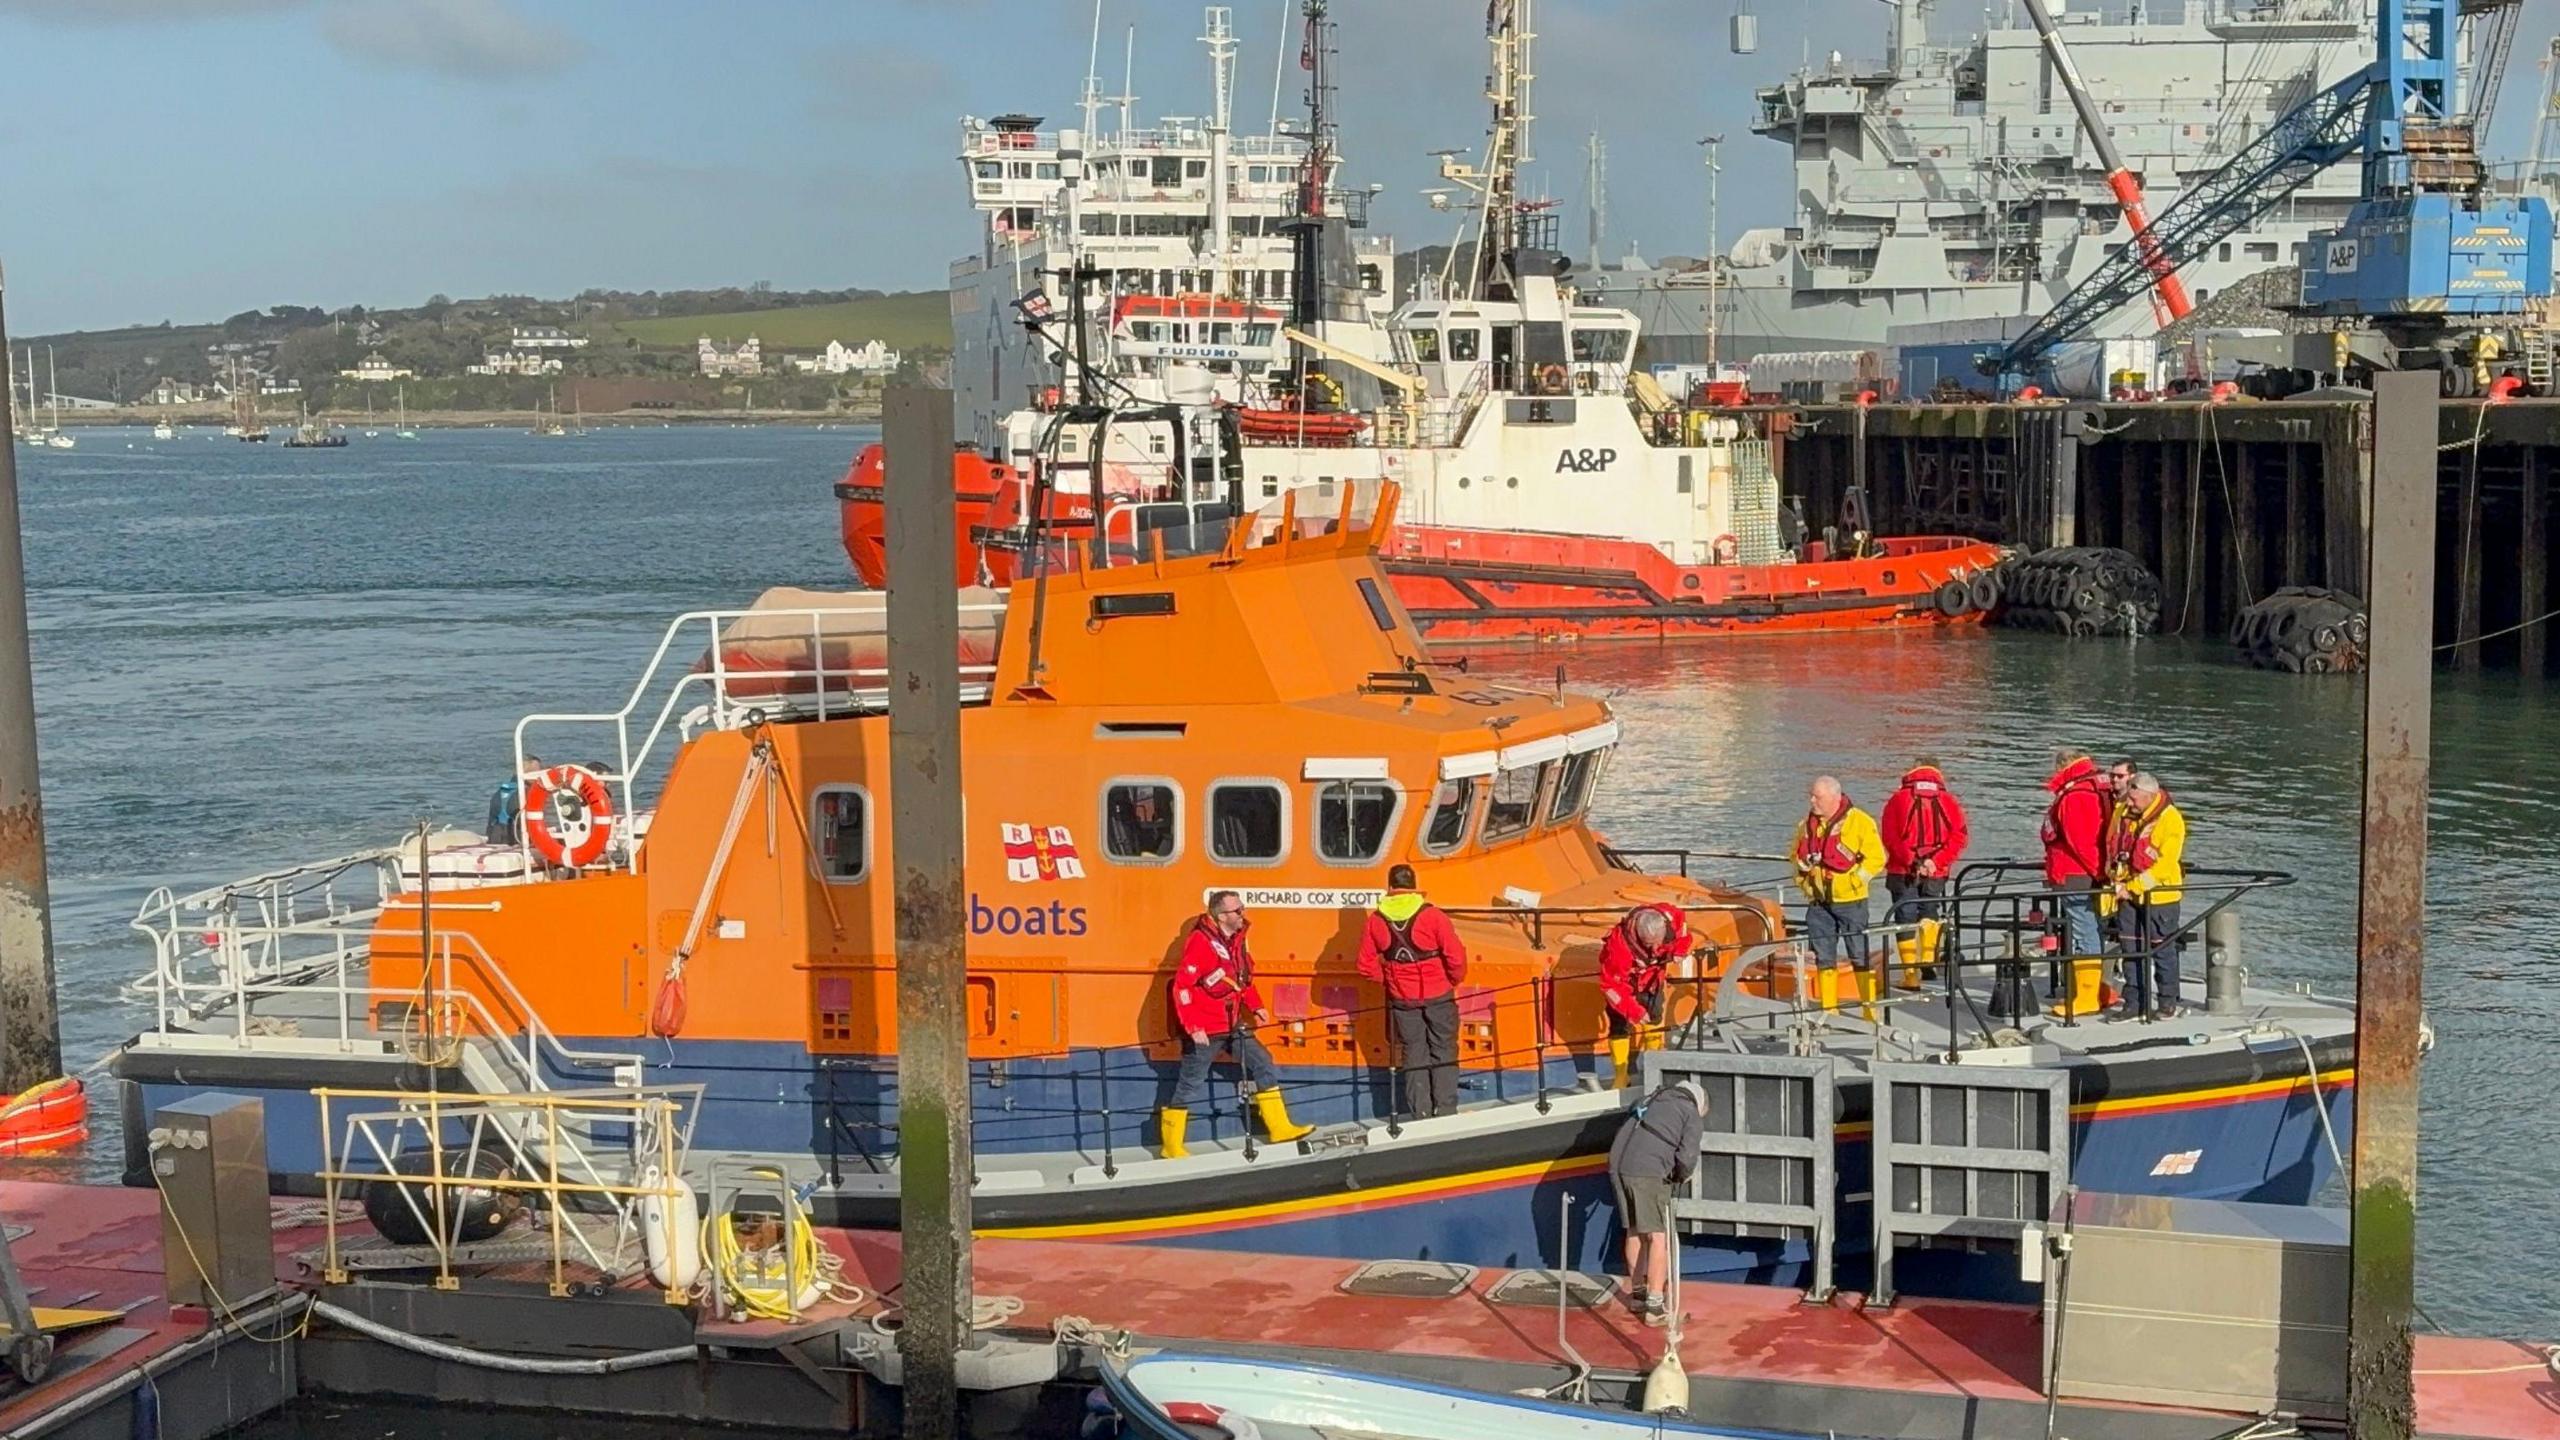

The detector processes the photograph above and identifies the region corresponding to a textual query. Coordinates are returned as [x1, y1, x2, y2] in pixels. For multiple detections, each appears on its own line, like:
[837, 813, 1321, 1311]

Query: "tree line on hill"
[14, 284, 935, 414]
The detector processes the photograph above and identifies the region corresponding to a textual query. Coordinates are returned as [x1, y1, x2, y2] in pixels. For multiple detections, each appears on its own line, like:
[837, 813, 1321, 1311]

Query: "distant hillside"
[606, 292, 949, 353]
[7, 283, 951, 413]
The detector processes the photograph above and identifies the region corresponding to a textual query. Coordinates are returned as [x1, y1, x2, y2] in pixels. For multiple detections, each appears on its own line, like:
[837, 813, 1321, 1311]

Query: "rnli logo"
[1001, 823, 1085, 883]
[1555, 447, 1618, 474]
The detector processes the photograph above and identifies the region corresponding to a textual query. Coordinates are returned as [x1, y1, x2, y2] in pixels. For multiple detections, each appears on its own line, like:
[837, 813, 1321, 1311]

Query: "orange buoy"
[0, 1076, 87, 1155]
[522, 764, 617, 870]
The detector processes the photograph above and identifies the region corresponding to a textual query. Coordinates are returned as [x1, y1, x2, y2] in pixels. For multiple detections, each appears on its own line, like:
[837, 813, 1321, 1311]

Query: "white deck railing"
[512, 600, 1008, 870]
[130, 857, 644, 1095]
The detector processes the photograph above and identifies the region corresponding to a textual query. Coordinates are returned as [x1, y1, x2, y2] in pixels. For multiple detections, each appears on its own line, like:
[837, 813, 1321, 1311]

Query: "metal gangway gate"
[1870, 1062, 2070, 1308]
[1642, 1050, 1838, 1303]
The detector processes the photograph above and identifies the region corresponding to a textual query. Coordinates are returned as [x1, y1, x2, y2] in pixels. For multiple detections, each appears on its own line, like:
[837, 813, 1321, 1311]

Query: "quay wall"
[1774, 399, 2560, 675]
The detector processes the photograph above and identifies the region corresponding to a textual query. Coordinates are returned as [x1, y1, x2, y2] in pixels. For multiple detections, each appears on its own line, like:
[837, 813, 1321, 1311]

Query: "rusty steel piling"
[0, 264, 63, 1097]
[883, 387, 973, 1440]
[2345, 372, 2437, 1440]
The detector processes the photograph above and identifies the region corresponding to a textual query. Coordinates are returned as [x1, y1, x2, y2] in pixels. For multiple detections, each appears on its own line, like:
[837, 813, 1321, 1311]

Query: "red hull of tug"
[834, 448, 2008, 641]
[1382, 526, 2008, 644]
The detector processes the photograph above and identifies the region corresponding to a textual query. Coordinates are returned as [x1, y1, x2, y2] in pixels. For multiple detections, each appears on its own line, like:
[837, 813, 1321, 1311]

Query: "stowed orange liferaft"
[1231, 407, 1368, 445]
[522, 764, 616, 870]
[0, 1076, 87, 1154]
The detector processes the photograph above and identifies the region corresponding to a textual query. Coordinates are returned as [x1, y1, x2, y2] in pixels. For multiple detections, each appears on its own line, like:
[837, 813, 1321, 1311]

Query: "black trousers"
[1390, 995, 1460, 1118]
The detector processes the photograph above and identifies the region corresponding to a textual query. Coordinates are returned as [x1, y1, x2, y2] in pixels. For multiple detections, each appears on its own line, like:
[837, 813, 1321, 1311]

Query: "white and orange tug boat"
[838, 263, 2008, 644]
[117, 481, 2356, 1297]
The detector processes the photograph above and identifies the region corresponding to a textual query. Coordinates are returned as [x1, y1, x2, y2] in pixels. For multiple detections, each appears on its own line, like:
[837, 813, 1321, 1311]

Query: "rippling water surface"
[9, 424, 2553, 1348]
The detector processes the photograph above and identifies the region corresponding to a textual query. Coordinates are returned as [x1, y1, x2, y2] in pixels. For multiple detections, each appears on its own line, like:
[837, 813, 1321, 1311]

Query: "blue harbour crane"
[1993, 0, 2551, 396]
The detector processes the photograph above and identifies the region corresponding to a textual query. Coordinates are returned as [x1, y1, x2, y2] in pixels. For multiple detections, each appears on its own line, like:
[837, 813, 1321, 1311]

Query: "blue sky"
[0, 0, 2552, 334]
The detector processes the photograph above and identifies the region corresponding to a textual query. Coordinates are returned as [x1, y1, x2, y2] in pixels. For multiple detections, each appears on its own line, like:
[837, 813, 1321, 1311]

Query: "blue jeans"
[1169, 1029, 1278, 1109]
[2055, 887, 2102, 958]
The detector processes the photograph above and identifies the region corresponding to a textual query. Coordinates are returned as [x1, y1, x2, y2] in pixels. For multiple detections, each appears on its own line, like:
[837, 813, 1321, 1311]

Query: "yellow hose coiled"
[701, 1207, 865, 1321]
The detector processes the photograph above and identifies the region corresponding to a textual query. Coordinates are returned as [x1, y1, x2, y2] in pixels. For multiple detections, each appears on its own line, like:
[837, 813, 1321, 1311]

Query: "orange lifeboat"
[0, 1076, 87, 1155]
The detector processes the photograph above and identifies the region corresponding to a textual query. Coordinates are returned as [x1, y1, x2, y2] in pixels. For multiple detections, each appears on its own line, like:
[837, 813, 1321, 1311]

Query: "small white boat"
[153, 420, 175, 441]
[43, 431, 73, 450]
[1101, 1354, 1777, 1440]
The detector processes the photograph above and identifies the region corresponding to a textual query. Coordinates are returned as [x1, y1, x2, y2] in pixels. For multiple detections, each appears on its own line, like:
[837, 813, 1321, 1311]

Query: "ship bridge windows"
[1314, 780, 1403, 866]
[1407, 327, 1441, 363]
[1151, 156, 1185, 186]
[1446, 327, 1481, 363]
[1418, 778, 1480, 857]
[1570, 327, 1632, 365]
[1103, 780, 1181, 864]
[1208, 780, 1290, 865]
[811, 787, 871, 883]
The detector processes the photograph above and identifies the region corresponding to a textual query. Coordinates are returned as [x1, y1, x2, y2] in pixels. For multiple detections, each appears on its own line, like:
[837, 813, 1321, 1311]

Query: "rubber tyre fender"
[1969, 572, 2001, 612]
[2265, 604, 2306, 647]
[1934, 579, 1972, 617]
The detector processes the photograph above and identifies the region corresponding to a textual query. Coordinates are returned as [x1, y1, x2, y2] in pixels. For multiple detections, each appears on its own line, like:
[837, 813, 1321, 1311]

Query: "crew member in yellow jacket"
[1791, 775, 1887, 973]
[2106, 772, 2188, 1020]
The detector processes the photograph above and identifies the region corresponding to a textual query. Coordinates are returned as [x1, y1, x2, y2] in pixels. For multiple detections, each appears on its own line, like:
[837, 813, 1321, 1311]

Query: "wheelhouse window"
[1447, 327, 1482, 362]
[1481, 762, 1551, 845]
[1208, 781, 1288, 864]
[1103, 781, 1179, 863]
[1408, 327, 1441, 363]
[1315, 781, 1400, 865]
[1548, 748, 1605, 826]
[1570, 328, 1632, 364]
[1418, 778, 1479, 856]
[811, 787, 870, 882]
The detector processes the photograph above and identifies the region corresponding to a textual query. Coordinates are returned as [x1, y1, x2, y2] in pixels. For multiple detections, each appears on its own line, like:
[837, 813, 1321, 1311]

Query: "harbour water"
[9, 425, 2553, 1341]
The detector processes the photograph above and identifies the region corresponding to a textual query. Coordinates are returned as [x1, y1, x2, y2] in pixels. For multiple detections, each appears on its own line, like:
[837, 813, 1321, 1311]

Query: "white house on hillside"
[788, 338, 900, 376]
[511, 325, 588, 350]
[468, 350, 564, 376]
[340, 353, 416, 382]
[699, 335, 763, 377]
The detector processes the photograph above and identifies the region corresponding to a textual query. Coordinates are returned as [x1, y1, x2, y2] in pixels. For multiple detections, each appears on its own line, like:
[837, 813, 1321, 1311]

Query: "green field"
[606, 292, 950, 352]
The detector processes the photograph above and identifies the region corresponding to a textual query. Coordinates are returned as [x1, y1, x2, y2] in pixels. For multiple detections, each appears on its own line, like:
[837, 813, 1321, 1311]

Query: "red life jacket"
[2042, 761, 2107, 882]
[2109, 794, 2170, 876]
[1795, 801, 1857, 873]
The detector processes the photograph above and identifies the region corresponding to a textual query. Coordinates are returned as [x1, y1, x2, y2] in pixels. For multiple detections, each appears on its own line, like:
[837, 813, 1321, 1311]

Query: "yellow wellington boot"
[1609, 1036, 1635, 1089]
[1157, 1107, 1189, 1159]
[1254, 1089, 1313, 1143]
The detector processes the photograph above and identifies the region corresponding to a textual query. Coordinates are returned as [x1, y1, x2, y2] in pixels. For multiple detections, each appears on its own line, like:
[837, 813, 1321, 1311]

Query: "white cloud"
[318, 0, 583, 80]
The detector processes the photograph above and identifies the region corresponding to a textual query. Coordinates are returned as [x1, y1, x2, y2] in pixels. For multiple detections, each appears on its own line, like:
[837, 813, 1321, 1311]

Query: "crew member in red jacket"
[1597, 902, 1690, 1088]
[1160, 891, 1313, 1158]
[1358, 864, 1469, 1118]
[1880, 760, 1970, 979]
[2041, 749, 2110, 960]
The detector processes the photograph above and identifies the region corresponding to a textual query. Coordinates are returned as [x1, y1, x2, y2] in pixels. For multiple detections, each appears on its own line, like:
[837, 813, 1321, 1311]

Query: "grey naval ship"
[1580, 0, 2373, 365]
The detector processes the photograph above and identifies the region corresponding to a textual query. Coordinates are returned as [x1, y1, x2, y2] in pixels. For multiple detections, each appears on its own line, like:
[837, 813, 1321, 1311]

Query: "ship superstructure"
[949, 5, 1395, 448]
[1581, 0, 2374, 364]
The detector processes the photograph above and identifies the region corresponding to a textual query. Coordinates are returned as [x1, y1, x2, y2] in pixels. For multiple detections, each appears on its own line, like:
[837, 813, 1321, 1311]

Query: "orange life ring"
[1536, 362, 1569, 395]
[1711, 534, 1740, 565]
[523, 764, 616, 870]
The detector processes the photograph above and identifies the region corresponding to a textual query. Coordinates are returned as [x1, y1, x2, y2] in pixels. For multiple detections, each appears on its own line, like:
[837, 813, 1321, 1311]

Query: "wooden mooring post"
[2346, 372, 2436, 1440]
[885, 387, 973, 1440]
[0, 263, 64, 1096]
